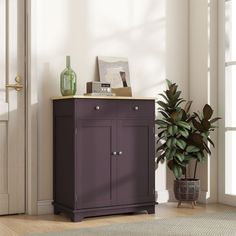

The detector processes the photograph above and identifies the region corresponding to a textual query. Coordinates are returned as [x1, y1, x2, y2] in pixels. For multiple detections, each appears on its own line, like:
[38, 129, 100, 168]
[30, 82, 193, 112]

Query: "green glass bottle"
[60, 56, 77, 96]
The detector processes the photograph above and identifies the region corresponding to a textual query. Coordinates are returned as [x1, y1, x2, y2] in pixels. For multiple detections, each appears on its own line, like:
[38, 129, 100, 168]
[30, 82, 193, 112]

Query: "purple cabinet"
[53, 98, 155, 222]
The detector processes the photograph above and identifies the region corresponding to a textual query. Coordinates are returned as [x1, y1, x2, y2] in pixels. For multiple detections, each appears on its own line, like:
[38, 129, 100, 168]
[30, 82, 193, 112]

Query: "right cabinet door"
[116, 120, 155, 205]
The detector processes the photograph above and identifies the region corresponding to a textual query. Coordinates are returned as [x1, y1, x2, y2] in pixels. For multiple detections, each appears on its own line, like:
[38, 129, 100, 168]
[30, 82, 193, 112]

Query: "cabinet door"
[76, 120, 116, 209]
[116, 120, 155, 205]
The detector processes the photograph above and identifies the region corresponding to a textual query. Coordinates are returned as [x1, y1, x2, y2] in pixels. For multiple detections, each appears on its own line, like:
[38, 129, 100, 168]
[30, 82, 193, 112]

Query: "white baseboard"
[156, 190, 169, 203]
[37, 200, 53, 215]
[198, 191, 209, 204]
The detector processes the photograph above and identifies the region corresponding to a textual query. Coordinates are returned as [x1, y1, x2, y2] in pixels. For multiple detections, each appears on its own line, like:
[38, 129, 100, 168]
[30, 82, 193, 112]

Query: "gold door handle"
[6, 76, 23, 91]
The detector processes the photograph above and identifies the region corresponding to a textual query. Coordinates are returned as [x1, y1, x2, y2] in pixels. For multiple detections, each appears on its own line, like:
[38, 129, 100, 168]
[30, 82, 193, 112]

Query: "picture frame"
[98, 56, 132, 96]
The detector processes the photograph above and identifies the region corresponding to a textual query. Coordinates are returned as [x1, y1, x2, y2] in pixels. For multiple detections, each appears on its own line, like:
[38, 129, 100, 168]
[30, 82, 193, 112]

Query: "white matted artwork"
[98, 56, 132, 96]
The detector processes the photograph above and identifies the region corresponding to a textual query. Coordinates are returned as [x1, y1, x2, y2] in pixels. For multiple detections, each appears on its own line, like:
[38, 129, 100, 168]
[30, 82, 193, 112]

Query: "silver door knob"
[112, 151, 117, 155]
[95, 106, 100, 110]
[118, 151, 123, 155]
[134, 106, 139, 111]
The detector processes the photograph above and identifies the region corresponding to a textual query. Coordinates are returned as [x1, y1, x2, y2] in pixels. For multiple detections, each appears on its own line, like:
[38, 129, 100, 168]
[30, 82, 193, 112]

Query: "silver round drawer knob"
[134, 106, 139, 111]
[112, 151, 117, 155]
[95, 105, 100, 110]
[118, 151, 123, 155]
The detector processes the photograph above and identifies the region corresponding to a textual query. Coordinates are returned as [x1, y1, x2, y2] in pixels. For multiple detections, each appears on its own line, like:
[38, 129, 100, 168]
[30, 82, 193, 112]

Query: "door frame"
[218, 0, 236, 206]
[25, 0, 38, 215]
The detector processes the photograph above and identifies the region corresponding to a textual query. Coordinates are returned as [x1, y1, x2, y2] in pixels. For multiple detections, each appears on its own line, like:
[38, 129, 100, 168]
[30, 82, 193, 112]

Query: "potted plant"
[156, 80, 220, 208]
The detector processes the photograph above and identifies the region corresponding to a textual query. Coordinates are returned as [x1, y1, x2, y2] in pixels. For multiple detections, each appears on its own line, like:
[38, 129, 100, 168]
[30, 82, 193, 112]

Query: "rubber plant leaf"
[179, 129, 189, 138]
[186, 145, 200, 153]
[184, 101, 193, 114]
[173, 164, 182, 179]
[175, 152, 185, 162]
[156, 153, 165, 163]
[201, 118, 211, 131]
[207, 137, 215, 148]
[210, 117, 221, 124]
[166, 137, 177, 149]
[176, 139, 187, 150]
[192, 119, 204, 132]
[157, 101, 169, 109]
[176, 121, 191, 130]
[168, 125, 178, 136]
[166, 79, 172, 88]
[203, 104, 213, 120]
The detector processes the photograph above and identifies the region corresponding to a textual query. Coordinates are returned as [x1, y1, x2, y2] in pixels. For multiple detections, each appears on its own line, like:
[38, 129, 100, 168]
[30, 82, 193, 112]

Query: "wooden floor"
[0, 202, 235, 236]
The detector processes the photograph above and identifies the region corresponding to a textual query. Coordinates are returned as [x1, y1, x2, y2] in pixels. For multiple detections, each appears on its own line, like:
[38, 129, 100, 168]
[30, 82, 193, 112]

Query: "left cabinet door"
[76, 119, 116, 209]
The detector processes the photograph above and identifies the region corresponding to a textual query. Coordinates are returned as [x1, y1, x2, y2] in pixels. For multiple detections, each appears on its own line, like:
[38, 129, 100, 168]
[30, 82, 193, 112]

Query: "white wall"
[165, 0, 189, 199]
[189, 0, 218, 203]
[31, 0, 179, 208]
[30, 0, 219, 212]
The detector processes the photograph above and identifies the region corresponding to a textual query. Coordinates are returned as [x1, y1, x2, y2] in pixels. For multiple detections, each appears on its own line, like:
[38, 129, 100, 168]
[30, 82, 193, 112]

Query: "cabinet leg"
[147, 206, 155, 214]
[69, 213, 83, 222]
[54, 207, 60, 215]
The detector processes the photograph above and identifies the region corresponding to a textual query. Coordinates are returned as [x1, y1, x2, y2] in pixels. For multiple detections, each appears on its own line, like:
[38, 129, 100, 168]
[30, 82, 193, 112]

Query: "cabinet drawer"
[76, 99, 117, 119]
[117, 100, 154, 119]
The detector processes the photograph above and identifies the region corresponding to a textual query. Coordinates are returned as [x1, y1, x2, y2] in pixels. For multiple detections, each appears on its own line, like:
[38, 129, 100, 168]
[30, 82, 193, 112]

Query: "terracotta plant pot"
[174, 179, 200, 208]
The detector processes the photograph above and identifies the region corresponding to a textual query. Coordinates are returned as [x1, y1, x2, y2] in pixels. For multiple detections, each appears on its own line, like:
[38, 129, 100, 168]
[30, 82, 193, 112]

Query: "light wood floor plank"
[0, 203, 235, 236]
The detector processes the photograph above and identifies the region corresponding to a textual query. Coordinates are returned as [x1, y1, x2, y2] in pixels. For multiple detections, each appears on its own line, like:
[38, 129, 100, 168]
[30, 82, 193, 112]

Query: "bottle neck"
[66, 56, 71, 68]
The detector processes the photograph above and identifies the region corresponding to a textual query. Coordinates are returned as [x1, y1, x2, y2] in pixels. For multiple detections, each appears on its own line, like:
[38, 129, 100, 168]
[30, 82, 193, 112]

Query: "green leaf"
[168, 125, 178, 136]
[186, 145, 200, 153]
[176, 121, 191, 130]
[156, 143, 166, 153]
[176, 153, 185, 162]
[171, 91, 181, 102]
[169, 149, 177, 160]
[179, 129, 189, 138]
[174, 158, 187, 167]
[166, 79, 173, 88]
[166, 138, 177, 148]
[173, 165, 183, 179]
[165, 148, 176, 160]
[203, 104, 213, 120]
[176, 140, 187, 150]
[159, 93, 169, 103]
[155, 119, 169, 126]
[159, 111, 169, 119]
[157, 101, 169, 109]
[158, 130, 165, 138]
[196, 152, 204, 162]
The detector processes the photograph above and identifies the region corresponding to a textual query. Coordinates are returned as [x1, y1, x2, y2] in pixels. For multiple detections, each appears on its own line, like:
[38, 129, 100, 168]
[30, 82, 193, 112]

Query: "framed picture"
[98, 56, 132, 96]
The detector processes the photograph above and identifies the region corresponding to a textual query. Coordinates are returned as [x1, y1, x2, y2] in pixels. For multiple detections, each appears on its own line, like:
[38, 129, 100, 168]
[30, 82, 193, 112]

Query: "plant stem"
[193, 160, 198, 179]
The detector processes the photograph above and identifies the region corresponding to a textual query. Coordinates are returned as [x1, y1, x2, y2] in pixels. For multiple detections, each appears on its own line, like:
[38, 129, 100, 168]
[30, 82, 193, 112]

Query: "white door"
[0, 0, 25, 214]
[219, 0, 236, 206]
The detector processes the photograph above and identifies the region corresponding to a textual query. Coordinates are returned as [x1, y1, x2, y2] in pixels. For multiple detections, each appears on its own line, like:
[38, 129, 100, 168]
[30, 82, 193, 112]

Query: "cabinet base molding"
[53, 202, 155, 222]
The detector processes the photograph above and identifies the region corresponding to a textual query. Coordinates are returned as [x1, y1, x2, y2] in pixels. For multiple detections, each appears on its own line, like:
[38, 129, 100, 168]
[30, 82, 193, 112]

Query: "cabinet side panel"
[53, 101, 75, 209]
